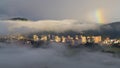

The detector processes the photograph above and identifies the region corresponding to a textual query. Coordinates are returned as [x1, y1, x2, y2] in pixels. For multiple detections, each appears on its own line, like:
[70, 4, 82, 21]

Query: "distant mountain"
[83, 22, 120, 39]
[101, 22, 120, 32]
[100, 22, 120, 38]
[9, 17, 28, 21]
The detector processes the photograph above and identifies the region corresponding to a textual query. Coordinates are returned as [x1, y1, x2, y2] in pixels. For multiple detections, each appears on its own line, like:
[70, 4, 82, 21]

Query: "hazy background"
[1, 0, 120, 34]
[0, 0, 120, 23]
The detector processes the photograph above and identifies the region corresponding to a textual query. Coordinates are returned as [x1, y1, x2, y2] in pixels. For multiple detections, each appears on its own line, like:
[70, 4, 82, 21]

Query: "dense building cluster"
[103, 37, 120, 46]
[18, 34, 102, 46]
[0, 34, 120, 47]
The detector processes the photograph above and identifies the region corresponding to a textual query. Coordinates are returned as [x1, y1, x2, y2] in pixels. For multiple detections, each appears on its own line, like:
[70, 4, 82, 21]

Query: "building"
[81, 35, 87, 44]
[41, 35, 48, 41]
[75, 35, 79, 40]
[54, 36, 61, 43]
[33, 35, 39, 41]
[61, 36, 66, 43]
[103, 37, 110, 44]
[18, 35, 25, 40]
[93, 36, 102, 43]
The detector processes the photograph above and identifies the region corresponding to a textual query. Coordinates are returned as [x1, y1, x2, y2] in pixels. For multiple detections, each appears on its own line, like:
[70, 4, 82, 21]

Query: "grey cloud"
[0, 19, 99, 34]
[0, 0, 120, 23]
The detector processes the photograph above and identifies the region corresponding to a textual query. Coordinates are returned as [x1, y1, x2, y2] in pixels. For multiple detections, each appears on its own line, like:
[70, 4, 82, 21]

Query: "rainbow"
[95, 9, 105, 24]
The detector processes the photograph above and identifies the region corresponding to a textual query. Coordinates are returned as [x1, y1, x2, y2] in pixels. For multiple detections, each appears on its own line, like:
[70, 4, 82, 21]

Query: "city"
[0, 34, 120, 48]
[0, 0, 120, 68]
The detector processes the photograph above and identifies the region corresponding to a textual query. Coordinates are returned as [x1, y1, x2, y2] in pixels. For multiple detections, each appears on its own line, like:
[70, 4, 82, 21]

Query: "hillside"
[9, 17, 28, 21]
[83, 22, 120, 39]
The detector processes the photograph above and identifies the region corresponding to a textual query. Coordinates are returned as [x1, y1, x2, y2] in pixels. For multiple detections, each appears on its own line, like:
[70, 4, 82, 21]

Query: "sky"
[0, 0, 120, 23]
[0, 0, 120, 34]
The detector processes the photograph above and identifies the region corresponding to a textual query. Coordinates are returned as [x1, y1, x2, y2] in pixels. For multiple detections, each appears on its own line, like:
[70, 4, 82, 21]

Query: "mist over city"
[0, 19, 100, 34]
[0, 0, 120, 68]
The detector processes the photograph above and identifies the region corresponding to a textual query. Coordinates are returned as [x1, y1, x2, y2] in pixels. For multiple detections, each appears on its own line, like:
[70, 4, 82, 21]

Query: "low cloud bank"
[0, 19, 99, 34]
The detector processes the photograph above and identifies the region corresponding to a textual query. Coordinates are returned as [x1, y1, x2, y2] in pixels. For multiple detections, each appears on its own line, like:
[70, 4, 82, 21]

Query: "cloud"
[0, 42, 120, 68]
[0, 19, 99, 34]
[0, 0, 120, 23]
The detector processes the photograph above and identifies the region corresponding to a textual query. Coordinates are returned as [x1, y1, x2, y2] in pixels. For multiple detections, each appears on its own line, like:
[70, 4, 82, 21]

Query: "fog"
[0, 43, 120, 68]
[0, 20, 99, 34]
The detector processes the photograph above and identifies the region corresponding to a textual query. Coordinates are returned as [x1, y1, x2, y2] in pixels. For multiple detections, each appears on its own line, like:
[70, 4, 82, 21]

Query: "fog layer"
[0, 43, 120, 68]
[0, 20, 99, 34]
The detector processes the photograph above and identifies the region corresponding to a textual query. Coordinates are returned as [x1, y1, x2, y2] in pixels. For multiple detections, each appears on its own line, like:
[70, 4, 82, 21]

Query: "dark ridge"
[107, 22, 120, 26]
[9, 17, 28, 21]
[83, 22, 120, 39]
